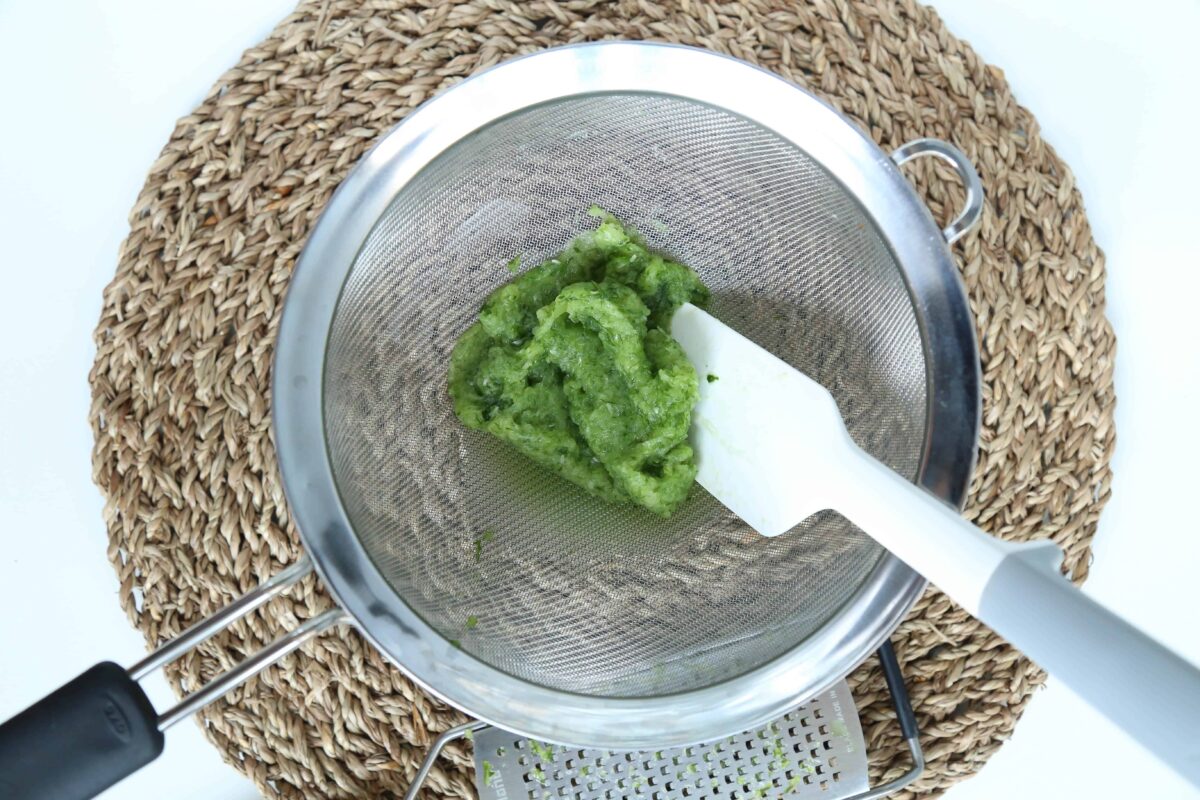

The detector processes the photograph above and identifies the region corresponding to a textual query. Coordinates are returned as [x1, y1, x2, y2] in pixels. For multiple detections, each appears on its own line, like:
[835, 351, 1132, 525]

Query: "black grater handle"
[877, 639, 918, 742]
[836, 642, 926, 800]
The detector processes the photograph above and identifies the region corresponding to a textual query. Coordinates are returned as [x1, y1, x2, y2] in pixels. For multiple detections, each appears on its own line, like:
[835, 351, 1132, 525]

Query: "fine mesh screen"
[324, 94, 926, 698]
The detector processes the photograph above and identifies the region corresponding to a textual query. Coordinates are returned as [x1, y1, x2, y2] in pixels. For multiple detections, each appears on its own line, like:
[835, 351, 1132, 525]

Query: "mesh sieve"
[322, 92, 927, 699]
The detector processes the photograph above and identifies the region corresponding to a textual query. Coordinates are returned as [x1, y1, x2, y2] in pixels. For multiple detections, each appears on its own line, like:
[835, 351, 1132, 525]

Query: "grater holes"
[478, 682, 866, 799]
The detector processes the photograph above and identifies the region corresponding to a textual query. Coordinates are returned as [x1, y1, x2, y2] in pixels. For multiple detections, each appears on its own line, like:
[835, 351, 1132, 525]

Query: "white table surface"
[1, 1, 1197, 798]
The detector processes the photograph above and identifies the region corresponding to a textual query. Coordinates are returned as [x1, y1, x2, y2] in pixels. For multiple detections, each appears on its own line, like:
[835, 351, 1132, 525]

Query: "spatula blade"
[670, 303, 852, 536]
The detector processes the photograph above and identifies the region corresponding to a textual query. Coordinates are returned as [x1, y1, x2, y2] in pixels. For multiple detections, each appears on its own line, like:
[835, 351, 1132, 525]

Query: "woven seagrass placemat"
[89, 1, 1115, 797]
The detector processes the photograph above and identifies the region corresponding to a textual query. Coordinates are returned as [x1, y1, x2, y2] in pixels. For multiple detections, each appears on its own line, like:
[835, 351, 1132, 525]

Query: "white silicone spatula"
[670, 302, 1200, 786]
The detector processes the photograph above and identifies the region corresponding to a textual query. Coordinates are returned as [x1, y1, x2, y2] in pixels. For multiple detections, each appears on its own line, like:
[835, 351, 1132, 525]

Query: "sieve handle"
[0, 662, 162, 800]
[0, 558, 343, 799]
[830, 443, 1200, 787]
[892, 138, 984, 244]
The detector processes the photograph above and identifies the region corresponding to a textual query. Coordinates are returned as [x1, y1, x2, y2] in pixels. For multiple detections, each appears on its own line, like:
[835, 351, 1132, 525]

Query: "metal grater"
[473, 681, 868, 800]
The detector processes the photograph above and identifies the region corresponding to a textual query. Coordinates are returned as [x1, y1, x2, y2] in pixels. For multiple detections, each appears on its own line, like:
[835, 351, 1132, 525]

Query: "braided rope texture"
[88, 1, 1115, 797]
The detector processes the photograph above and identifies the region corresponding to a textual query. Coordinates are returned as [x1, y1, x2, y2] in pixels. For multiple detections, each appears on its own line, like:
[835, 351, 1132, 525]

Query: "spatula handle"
[832, 443, 1200, 786]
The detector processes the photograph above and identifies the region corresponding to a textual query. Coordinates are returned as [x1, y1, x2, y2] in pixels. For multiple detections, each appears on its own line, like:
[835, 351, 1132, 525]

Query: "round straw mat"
[89, 0, 1115, 797]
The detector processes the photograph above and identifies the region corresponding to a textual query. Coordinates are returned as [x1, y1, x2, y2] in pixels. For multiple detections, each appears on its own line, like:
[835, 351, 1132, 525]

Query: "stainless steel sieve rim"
[271, 41, 981, 749]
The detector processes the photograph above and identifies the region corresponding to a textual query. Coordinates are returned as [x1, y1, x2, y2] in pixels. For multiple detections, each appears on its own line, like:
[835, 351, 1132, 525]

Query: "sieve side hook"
[891, 138, 985, 245]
